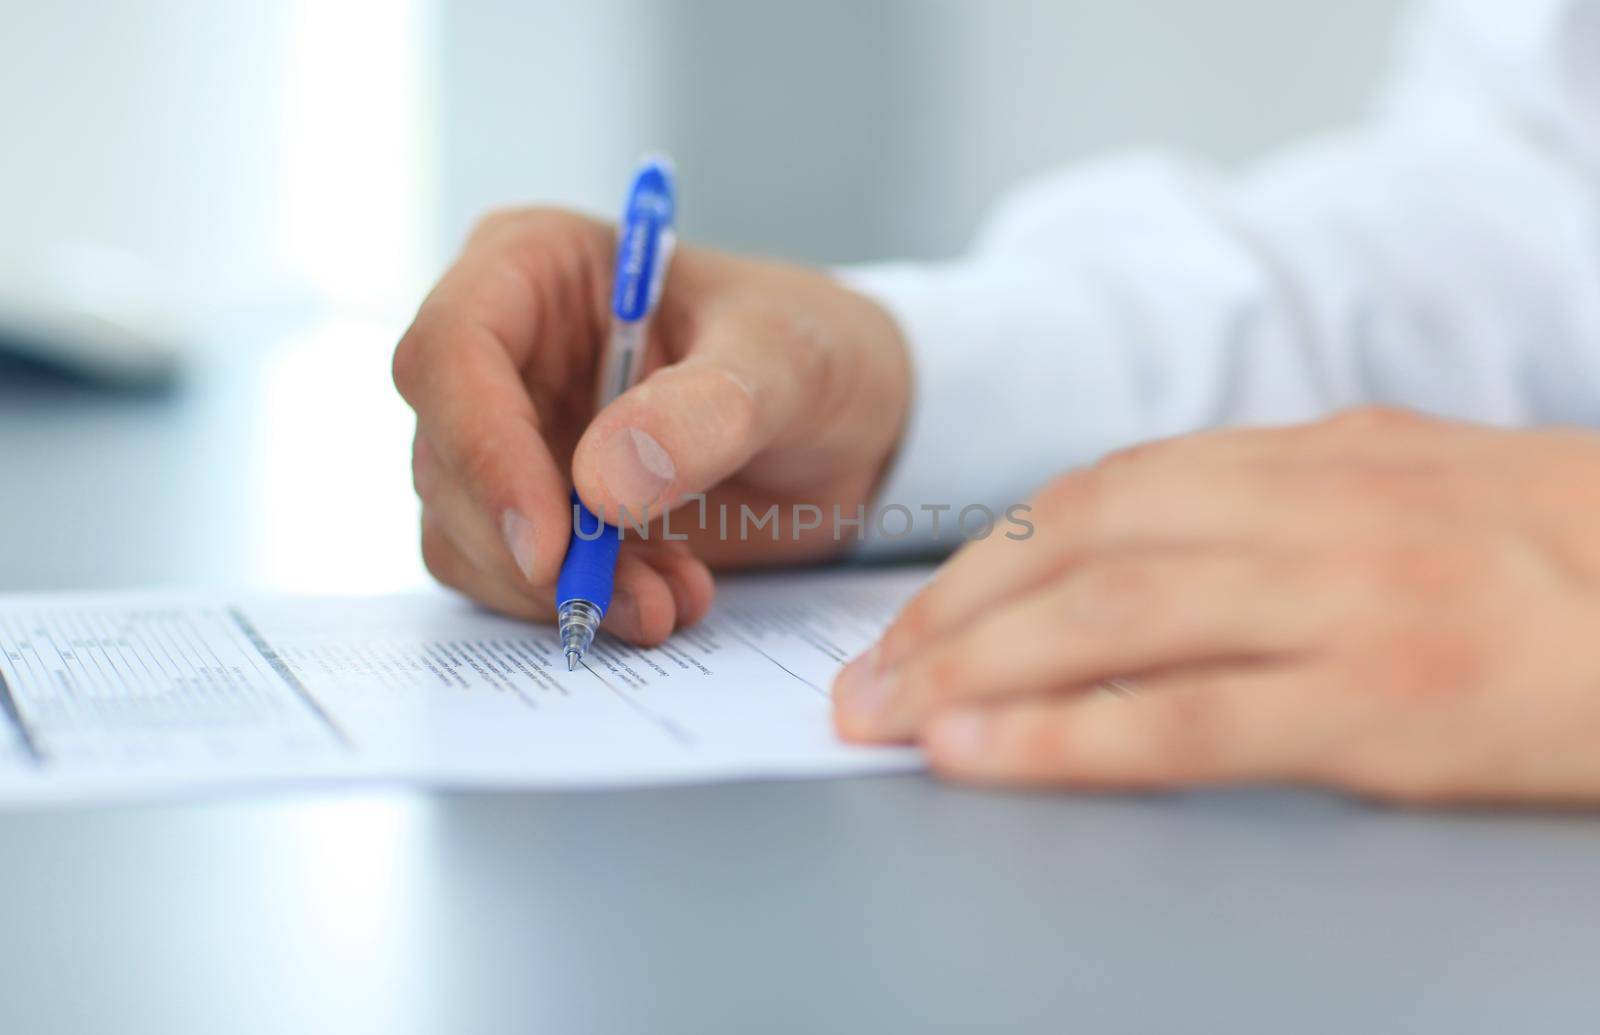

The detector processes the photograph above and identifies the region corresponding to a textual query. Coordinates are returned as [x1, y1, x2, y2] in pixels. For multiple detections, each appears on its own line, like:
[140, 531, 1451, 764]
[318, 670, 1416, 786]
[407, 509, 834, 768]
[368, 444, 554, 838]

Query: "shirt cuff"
[834, 261, 1139, 558]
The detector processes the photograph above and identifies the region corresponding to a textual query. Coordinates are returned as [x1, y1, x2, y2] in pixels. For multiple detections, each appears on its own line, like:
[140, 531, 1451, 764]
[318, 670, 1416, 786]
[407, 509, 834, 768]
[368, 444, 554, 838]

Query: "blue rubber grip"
[556, 490, 621, 615]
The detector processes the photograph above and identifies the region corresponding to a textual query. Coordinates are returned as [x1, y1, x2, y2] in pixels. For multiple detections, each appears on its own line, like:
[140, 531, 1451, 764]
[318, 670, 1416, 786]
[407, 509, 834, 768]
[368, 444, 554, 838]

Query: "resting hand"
[835, 408, 1600, 804]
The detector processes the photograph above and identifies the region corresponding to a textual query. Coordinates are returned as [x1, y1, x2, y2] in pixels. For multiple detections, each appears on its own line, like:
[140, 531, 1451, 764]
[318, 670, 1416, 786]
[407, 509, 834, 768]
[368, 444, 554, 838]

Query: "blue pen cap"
[610, 156, 677, 323]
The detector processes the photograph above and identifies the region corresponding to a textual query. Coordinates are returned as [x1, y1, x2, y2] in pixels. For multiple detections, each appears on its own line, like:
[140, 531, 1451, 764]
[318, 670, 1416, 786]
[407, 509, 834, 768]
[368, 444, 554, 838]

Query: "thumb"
[572, 318, 814, 522]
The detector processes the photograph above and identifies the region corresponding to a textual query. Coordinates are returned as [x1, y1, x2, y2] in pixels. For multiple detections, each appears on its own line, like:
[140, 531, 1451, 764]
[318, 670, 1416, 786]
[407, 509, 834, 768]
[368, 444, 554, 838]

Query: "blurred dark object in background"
[0, 242, 186, 392]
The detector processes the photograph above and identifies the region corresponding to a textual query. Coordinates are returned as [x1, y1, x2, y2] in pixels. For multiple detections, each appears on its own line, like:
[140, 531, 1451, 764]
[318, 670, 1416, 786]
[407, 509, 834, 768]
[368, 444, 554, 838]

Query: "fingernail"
[502, 509, 538, 583]
[599, 427, 675, 511]
[833, 648, 903, 738]
[930, 711, 990, 761]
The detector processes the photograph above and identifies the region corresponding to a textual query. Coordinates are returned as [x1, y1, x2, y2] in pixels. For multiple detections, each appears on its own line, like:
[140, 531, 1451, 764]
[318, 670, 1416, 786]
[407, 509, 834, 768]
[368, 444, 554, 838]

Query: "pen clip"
[611, 157, 677, 324]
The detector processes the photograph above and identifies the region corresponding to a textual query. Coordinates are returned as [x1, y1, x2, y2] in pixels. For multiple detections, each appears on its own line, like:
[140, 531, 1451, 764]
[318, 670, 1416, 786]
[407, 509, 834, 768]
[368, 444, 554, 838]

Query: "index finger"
[393, 217, 607, 584]
[872, 431, 1309, 671]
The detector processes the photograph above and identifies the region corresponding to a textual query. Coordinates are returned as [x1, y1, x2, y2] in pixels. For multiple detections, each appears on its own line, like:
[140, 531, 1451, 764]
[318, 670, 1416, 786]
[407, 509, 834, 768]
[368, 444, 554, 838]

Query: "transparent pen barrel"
[596, 320, 647, 412]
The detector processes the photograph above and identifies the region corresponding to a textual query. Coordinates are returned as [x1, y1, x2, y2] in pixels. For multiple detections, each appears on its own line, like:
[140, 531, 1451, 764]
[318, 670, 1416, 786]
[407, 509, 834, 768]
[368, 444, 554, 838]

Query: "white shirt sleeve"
[842, 0, 1600, 554]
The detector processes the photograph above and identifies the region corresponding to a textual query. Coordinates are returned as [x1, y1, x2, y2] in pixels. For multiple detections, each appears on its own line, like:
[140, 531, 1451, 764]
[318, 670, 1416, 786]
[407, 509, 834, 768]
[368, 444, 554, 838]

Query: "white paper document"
[0, 566, 930, 804]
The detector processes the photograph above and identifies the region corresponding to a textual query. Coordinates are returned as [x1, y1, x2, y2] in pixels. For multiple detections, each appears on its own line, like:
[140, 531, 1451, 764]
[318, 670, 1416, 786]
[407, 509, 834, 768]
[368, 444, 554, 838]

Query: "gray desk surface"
[3, 328, 1599, 1035]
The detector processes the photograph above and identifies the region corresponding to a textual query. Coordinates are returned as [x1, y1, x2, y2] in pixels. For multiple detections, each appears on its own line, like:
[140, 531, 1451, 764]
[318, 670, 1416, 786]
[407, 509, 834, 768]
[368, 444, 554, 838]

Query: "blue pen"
[557, 156, 677, 671]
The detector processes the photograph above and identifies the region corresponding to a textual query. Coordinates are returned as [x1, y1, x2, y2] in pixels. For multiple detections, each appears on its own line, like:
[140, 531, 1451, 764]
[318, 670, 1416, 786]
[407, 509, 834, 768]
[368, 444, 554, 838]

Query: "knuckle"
[455, 442, 507, 504]
[419, 520, 461, 588]
[1382, 544, 1462, 595]
[654, 362, 761, 445]
[882, 595, 935, 659]
[1077, 558, 1160, 626]
[1329, 542, 1452, 602]
[1330, 578, 1484, 699]
[391, 308, 457, 405]
[707, 365, 762, 443]
[1097, 441, 1157, 472]
[1149, 692, 1223, 775]
[1379, 631, 1483, 700]
[1339, 542, 1415, 592]
[1324, 405, 1430, 436]
[1013, 712, 1071, 771]
[467, 205, 592, 251]
[1033, 469, 1100, 524]
[730, 302, 830, 382]
[1096, 436, 1182, 477]
[467, 205, 532, 243]
[391, 330, 425, 402]
[916, 650, 974, 705]
[1324, 466, 1406, 507]
[1316, 465, 1461, 518]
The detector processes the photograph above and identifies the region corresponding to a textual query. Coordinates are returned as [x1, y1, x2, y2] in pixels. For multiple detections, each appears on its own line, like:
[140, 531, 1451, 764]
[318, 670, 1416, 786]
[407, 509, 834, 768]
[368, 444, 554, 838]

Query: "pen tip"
[566, 650, 580, 672]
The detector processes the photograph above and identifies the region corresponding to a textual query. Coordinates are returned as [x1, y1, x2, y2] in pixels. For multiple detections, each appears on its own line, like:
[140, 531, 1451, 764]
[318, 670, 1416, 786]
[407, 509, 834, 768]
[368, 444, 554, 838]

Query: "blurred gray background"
[446, 0, 1404, 264]
[451, 0, 1401, 263]
[0, 0, 1405, 595]
[2, 0, 1404, 308]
